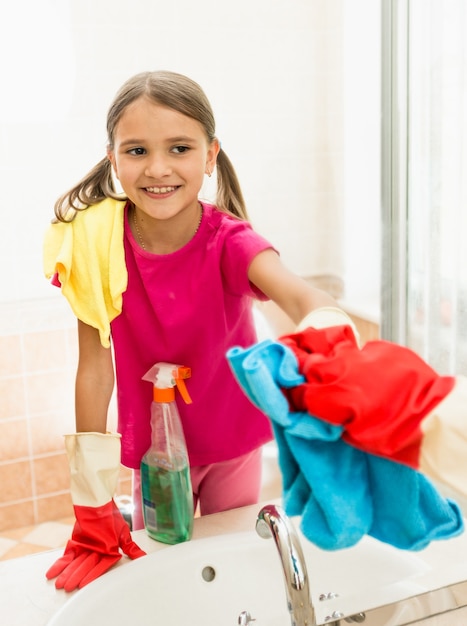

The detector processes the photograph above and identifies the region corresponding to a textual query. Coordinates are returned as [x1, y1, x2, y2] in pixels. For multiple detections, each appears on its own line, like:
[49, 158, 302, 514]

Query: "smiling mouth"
[146, 186, 178, 194]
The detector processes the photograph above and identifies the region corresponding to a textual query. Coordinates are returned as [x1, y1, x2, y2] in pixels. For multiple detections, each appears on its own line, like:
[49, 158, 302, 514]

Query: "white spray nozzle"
[142, 362, 192, 403]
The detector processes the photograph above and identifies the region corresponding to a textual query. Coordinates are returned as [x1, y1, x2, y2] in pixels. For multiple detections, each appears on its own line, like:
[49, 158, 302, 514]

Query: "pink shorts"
[131, 447, 263, 531]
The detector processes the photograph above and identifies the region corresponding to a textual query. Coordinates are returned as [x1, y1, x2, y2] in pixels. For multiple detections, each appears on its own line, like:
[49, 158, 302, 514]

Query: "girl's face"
[108, 97, 219, 222]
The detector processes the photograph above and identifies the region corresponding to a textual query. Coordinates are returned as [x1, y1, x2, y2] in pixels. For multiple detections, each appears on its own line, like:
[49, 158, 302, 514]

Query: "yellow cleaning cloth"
[43, 198, 128, 348]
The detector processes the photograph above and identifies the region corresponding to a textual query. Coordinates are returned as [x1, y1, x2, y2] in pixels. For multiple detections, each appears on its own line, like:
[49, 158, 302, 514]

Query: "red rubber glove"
[46, 501, 145, 591]
[46, 433, 146, 591]
[281, 324, 455, 467]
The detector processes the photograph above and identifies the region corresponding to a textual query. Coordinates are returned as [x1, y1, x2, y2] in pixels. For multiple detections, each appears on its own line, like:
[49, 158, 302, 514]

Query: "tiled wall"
[0, 298, 131, 532]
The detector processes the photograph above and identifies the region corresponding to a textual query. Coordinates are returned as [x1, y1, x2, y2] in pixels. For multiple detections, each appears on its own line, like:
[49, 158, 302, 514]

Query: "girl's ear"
[107, 148, 119, 179]
[205, 138, 221, 176]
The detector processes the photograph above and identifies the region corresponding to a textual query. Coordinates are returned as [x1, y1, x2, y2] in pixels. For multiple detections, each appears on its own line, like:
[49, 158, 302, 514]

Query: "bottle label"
[141, 461, 194, 544]
[143, 499, 158, 530]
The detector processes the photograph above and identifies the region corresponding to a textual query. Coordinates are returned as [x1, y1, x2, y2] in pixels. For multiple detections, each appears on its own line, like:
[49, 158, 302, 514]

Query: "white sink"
[47, 524, 430, 626]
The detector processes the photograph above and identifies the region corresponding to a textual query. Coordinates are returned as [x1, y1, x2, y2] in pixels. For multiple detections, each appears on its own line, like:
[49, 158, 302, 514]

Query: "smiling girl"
[43, 70, 355, 590]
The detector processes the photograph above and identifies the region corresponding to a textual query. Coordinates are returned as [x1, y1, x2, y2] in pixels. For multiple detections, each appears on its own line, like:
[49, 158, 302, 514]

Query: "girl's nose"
[144, 153, 172, 178]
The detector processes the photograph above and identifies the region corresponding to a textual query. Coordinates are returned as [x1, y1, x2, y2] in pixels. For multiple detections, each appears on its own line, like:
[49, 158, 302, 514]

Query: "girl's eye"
[171, 145, 190, 154]
[127, 147, 146, 156]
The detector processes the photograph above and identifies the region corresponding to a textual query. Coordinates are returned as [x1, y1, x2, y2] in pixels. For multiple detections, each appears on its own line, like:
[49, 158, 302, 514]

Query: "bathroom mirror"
[0, 0, 381, 545]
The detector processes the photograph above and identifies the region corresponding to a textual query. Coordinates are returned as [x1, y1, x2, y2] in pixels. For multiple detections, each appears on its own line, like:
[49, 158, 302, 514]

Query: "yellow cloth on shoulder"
[43, 198, 128, 348]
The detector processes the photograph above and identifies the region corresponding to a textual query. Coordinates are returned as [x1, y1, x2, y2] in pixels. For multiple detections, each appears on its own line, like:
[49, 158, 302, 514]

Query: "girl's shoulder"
[202, 202, 253, 234]
[200, 202, 273, 261]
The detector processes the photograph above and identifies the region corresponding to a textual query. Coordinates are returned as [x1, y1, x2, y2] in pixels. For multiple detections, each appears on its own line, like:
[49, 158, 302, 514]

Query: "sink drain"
[201, 565, 216, 582]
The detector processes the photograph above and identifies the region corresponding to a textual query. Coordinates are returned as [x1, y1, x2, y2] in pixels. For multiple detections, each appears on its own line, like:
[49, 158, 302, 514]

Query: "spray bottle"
[140, 362, 194, 544]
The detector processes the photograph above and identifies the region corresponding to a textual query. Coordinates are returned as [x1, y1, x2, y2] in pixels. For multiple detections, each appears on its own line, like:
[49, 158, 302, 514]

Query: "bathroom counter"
[0, 502, 268, 626]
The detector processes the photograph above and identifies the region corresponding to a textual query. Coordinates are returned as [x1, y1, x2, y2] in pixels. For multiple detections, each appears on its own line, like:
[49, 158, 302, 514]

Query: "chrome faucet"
[256, 504, 316, 626]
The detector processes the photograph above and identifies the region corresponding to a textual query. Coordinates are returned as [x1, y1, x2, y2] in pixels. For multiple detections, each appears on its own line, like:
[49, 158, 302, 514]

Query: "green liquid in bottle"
[141, 461, 194, 544]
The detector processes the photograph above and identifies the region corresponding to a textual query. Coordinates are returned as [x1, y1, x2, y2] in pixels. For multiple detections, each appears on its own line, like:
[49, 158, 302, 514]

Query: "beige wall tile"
[36, 493, 73, 524]
[0, 461, 32, 504]
[1, 542, 49, 560]
[66, 327, 79, 362]
[4, 299, 75, 336]
[0, 419, 29, 461]
[116, 465, 133, 498]
[29, 413, 73, 456]
[33, 453, 70, 496]
[0, 501, 35, 532]
[0, 377, 26, 420]
[25, 371, 74, 416]
[116, 482, 132, 498]
[0, 335, 23, 377]
[22, 329, 70, 373]
[0, 524, 36, 541]
[119, 466, 133, 481]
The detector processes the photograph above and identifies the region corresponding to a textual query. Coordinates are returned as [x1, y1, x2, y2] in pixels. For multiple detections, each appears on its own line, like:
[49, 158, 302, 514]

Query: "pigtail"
[53, 158, 125, 223]
[215, 148, 249, 221]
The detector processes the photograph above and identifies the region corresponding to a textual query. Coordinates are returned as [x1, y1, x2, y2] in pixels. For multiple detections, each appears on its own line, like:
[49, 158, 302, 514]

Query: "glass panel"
[405, 0, 467, 374]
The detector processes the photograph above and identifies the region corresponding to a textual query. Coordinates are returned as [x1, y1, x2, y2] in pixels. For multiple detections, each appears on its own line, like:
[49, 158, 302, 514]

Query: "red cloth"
[281, 326, 455, 468]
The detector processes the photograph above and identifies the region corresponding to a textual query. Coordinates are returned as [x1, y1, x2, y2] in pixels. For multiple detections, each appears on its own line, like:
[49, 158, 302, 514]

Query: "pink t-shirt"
[111, 202, 275, 469]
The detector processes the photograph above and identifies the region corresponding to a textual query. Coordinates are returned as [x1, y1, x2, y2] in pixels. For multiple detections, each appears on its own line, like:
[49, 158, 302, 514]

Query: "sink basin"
[47, 524, 430, 626]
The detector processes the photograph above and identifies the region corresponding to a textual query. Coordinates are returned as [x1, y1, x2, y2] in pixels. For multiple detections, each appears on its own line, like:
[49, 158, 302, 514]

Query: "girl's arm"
[75, 319, 115, 433]
[46, 320, 145, 592]
[248, 248, 339, 325]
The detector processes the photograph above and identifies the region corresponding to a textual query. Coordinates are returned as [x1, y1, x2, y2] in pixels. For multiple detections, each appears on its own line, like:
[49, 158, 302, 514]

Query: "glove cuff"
[65, 432, 121, 508]
[296, 307, 361, 346]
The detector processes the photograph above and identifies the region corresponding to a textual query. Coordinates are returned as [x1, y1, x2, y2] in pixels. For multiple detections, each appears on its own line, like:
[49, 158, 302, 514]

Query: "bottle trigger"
[176, 375, 192, 404]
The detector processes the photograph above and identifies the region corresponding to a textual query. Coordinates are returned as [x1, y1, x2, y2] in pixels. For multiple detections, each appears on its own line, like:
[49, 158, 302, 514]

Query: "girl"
[44, 70, 355, 591]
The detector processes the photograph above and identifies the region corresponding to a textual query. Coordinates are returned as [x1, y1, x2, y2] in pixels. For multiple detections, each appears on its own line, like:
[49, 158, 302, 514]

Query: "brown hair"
[54, 71, 248, 222]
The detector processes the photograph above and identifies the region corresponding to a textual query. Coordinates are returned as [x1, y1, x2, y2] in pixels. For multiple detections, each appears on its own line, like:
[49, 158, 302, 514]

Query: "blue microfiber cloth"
[227, 339, 463, 551]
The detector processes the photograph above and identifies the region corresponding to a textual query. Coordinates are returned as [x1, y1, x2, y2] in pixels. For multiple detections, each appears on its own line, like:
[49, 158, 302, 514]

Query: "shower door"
[381, 0, 467, 375]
